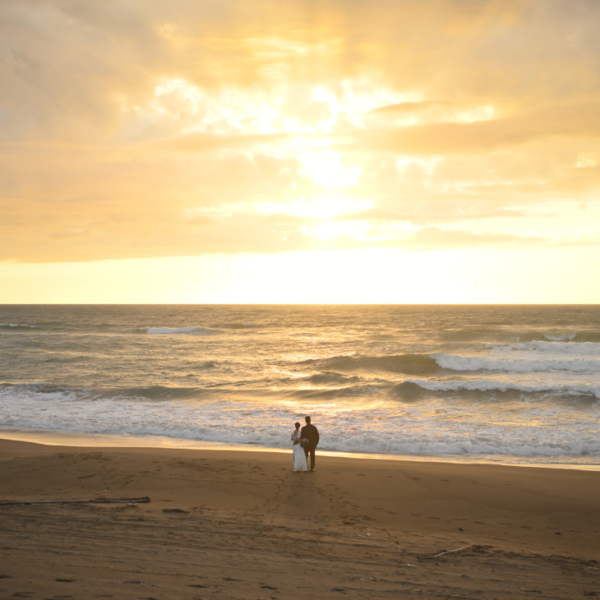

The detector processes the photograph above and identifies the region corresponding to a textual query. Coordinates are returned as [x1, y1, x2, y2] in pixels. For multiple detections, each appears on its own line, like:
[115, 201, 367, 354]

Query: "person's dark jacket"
[301, 423, 319, 449]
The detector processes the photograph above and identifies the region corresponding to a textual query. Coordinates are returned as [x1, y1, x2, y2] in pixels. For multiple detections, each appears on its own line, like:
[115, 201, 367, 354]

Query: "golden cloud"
[1, 0, 600, 262]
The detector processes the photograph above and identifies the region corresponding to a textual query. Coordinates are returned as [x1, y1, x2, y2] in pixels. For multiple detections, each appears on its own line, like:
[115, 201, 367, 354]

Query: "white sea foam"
[403, 378, 600, 398]
[0, 323, 37, 328]
[434, 353, 600, 373]
[1, 384, 599, 460]
[487, 341, 600, 356]
[545, 333, 577, 341]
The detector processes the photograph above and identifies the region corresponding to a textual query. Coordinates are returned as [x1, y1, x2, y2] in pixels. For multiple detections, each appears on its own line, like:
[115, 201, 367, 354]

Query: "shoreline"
[1, 437, 599, 599]
[2, 426, 600, 472]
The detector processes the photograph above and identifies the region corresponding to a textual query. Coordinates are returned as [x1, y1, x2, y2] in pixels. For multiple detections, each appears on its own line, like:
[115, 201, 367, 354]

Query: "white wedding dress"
[291, 429, 308, 472]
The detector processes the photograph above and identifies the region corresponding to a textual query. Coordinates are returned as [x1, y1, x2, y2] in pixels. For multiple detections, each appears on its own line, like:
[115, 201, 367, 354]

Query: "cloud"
[410, 226, 544, 248]
[337, 207, 528, 223]
[369, 101, 453, 115]
[261, 213, 311, 223]
[2, 0, 597, 140]
[351, 101, 600, 156]
[2, 0, 600, 262]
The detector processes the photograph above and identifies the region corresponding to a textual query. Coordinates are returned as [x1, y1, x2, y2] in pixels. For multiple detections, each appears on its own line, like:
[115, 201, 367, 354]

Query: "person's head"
[294, 422, 300, 430]
[305, 415, 311, 424]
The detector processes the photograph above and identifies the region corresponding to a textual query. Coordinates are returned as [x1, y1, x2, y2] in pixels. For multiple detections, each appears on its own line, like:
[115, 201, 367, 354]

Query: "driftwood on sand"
[0, 496, 150, 506]
[420, 544, 477, 560]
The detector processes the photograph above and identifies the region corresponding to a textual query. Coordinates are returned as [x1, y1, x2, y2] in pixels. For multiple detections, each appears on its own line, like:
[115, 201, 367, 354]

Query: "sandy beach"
[1, 438, 599, 600]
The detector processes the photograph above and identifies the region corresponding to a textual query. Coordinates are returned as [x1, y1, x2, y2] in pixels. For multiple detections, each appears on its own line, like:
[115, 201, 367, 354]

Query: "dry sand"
[1, 438, 599, 600]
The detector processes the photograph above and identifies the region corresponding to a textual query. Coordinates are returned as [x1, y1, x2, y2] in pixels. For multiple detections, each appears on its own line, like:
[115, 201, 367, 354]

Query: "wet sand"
[1, 438, 599, 599]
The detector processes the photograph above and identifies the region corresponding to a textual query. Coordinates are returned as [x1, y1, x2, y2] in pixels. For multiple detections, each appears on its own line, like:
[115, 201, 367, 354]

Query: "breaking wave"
[488, 341, 600, 355]
[285, 385, 385, 400]
[434, 353, 600, 373]
[394, 378, 600, 401]
[0, 383, 209, 402]
[1, 381, 599, 460]
[303, 372, 361, 385]
[299, 354, 439, 375]
[0, 323, 38, 330]
[441, 330, 600, 343]
[299, 351, 600, 375]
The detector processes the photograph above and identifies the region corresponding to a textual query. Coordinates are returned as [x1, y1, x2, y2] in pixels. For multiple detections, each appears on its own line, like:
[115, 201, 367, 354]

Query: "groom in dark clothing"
[301, 415, 319, 472]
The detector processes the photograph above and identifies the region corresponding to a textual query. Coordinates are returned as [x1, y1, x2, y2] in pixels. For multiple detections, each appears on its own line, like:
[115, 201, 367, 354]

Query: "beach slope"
[1, 439, 599, 599]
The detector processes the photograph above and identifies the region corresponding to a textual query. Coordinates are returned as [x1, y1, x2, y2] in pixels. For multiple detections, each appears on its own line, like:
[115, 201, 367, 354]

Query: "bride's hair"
[295, 422, 300, 428]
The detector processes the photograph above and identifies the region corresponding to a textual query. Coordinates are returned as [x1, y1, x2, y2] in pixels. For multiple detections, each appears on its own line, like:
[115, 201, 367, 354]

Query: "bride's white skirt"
[293, 443, 308, 472]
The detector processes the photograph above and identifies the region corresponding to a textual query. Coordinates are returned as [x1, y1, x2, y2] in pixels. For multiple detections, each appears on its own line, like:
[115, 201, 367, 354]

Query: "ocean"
[1, 304, 599, 468]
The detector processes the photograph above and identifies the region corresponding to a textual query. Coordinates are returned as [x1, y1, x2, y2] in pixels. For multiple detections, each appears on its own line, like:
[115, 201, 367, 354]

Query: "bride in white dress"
[291, 422, 308, 472]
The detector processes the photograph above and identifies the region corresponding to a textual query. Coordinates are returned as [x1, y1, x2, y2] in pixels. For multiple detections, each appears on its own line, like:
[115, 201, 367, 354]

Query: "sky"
[1, 0, 599, 303]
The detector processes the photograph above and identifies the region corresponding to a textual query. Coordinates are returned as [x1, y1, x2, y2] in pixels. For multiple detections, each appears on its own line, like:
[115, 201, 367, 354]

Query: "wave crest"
[135, 326, 221, 336]
[402, 378, 600, 400]
[0, 323, 38, 330]
[300, 354, 439, 375]
[441, 330, 600, 343]
[488, 341, 600, 355]
[304, 372, 361, 385]
[434, 353, 600, 373]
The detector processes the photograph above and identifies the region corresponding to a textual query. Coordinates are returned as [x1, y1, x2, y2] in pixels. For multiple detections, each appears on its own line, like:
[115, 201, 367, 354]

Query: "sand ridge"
[1, 439, 599, 599]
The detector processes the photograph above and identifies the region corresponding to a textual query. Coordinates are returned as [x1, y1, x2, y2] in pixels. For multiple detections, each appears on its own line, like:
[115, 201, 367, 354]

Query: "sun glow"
[3, 0, 600, 304]
[298, 150, 362, 189]
[257, 194, 373, 221]
[300, 220, 370, 241]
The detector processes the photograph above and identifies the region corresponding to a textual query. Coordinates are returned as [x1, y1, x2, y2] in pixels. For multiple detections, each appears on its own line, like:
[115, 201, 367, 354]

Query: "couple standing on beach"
[291, 416, 320, 472]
